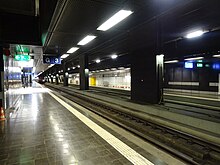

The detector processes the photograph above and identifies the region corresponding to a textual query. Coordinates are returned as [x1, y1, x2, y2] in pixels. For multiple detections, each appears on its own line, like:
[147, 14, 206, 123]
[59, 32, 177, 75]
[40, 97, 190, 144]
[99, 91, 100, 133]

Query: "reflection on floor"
[0, 83, 135, 164]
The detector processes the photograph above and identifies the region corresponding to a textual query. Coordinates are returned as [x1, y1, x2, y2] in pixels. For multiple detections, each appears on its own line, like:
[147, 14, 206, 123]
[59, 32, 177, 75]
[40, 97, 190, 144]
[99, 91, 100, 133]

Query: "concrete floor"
[0, 83, 186, 165]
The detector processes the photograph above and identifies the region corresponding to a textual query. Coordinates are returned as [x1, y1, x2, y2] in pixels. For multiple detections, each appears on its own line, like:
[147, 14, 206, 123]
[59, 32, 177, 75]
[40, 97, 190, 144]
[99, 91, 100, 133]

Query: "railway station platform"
[0, 82, 185, 165]
[46, 83, 220, 145]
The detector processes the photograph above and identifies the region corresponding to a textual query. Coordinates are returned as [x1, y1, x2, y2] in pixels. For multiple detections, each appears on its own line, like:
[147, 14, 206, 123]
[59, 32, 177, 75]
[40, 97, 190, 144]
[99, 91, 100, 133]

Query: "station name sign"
[43, 55, 61, 64]
[14, 54, 30, 61]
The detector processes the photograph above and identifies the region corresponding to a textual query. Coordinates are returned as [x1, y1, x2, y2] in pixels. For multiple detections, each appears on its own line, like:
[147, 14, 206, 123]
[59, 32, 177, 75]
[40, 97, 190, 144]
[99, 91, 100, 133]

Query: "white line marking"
[165, 93, 220, 102]
[48, 91, 154, 165]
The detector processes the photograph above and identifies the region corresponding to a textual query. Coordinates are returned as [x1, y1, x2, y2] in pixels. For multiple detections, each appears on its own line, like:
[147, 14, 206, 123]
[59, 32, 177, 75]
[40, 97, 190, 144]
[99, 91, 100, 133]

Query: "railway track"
[68, 85, 220, 120]
[69, 84, 220, 111]
[46, 84, 220, 165]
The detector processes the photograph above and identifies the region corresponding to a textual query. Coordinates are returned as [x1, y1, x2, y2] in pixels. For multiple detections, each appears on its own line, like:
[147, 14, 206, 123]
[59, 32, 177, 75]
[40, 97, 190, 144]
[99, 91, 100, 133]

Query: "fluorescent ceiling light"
[97, 10, 133, 31]
[96, 59, 101, 63]
[67, 47, 79, 53]
[111, 68, 117, 70]
[37, 72, 42, 76]
[111, 54, 118, 59]
[77, 35, 96, 45]
[186, 30, 205, 39]
[213, 54, 220, 57]
[48, 64, 54, 68]
[165, 60, 179, 64]
[32, 67, 36, 73]
[61, 54, 69, 59]
[184, 57, 204, 61]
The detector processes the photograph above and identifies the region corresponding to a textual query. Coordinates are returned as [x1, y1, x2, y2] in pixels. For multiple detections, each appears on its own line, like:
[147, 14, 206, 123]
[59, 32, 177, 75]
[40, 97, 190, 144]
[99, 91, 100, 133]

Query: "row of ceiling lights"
[45, 7, 215, 75]
[60, 29, 208, 61]
[47, 67, 130, 77]
[60, 10, 133, 60]
[165, 54, 220, 64]
[64, 54, 119, 72]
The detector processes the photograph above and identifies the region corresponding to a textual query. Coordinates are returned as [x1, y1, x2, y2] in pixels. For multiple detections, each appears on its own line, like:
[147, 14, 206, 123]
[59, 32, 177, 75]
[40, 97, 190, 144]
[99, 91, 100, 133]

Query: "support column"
[47, 74, 50, 83]
[63, 62, 68, 86]
[131, 49, 164, 104]
[79, 54, 89, 90]
[218, 74, 220, 95]
[55, 68, 59, 85]
[198, 68, 210, 91]
[50, 74, 53, 83]
[0, 44, 4, 109]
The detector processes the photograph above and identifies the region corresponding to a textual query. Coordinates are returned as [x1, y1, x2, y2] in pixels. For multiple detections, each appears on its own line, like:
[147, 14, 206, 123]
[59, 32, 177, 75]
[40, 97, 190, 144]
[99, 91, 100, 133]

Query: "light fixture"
[61, 54, 69, 59]
[213, 54, 220, 58]
[72, 67, 76, 69]
[48, 64, 54, 68]
[67, 47, 79, 53]
[185, 30, 205, 39]
[184, 57, 204, 61]
[96, 59, 101, 63]
[77, 35, 96, 45]
[32, 67, 36, 73]
[164, 60, 179, 64]
[77, 65, 80, 68]
[97, 10, 133, 31]
[111, 54, 118, 59]
[111, 68, 117, 70]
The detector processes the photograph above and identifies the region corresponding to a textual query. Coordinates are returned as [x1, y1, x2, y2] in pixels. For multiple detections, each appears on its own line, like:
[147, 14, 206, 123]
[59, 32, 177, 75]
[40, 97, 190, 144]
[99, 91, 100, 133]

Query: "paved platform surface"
[0, 83, 185, 165]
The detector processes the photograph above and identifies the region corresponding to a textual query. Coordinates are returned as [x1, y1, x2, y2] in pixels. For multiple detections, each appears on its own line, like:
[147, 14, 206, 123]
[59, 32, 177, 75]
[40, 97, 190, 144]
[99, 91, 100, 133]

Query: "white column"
[218, 74, 220, 94]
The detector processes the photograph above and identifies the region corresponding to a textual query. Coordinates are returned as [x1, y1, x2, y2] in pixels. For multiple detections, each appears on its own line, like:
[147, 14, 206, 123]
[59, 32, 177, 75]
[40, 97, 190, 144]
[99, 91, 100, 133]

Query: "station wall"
[68, 69, 131, 90]
[164, 63, 220, 94]
[66, 64, 220, 94]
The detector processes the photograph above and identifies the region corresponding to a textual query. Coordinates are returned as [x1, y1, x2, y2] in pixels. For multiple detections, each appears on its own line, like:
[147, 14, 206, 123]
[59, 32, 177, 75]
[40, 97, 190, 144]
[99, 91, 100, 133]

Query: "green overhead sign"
[14, 54, 30, 61]
[197, 63, 203, 68]
[15, 45, 30, 53]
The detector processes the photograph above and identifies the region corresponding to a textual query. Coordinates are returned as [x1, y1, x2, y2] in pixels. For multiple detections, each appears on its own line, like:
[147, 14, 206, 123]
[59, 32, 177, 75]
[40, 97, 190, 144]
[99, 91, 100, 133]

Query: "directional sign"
[43, 56, 61, 64]
[14, 54, 30, 61]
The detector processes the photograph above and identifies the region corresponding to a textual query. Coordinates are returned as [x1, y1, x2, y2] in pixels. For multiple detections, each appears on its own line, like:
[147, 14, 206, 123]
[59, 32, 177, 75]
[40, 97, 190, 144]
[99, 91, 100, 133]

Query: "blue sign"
[43, 56, 61, 64]
[213, 63, 220, 70]
[185, 62, 193, 69]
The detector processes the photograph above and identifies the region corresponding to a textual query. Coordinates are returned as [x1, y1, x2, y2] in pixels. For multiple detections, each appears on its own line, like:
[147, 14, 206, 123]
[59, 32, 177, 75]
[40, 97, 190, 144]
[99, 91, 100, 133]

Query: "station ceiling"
[1, 0, 220, 74]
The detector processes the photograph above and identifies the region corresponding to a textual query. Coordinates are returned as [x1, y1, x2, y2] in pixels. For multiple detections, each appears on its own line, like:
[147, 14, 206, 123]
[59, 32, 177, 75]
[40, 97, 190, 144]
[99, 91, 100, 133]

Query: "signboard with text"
[14, 54, 30, 61]
[43, 56, 61, 64]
